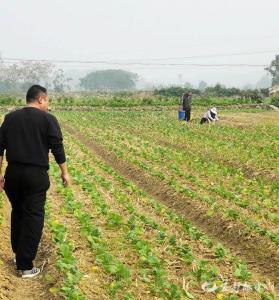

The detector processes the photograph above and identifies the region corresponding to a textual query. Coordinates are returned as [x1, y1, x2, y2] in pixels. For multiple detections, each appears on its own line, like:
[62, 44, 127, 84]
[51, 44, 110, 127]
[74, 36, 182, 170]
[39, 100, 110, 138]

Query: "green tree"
[265, 55, 279, 86]
[183, 82, 193, 89]
[205, 84, 242, 97]
[52, 69, 72, 92]
[80, 69, 138, 91]
[256, 75, 272, 89]
[198, 81, 207, 91]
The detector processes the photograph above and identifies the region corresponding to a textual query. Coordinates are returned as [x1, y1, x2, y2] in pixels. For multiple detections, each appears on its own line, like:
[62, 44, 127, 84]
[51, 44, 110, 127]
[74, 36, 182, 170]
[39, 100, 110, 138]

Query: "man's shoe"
[22, 267, 40, 278]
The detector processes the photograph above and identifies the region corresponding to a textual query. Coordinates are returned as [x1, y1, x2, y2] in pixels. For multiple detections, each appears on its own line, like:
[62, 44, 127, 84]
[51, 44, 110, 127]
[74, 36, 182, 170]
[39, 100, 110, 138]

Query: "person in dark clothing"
[181, 91, 192, 122]
[0, 85, 69, 278]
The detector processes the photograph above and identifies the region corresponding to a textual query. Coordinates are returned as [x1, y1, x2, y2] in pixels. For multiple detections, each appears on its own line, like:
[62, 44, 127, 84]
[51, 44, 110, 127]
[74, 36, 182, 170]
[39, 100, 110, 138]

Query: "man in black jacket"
[0, 85, 69, 278]
[181, 91, 192, 122]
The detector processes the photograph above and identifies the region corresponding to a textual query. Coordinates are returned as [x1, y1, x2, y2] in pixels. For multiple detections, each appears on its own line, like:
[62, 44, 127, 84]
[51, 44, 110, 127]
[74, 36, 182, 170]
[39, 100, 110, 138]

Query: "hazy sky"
[1, 0, 279, 87]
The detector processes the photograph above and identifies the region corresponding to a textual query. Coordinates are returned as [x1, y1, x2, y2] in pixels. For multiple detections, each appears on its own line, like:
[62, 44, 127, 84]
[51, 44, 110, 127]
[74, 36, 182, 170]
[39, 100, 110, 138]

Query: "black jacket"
[181, 94, 192, 109]
[0, 107, 66, 169]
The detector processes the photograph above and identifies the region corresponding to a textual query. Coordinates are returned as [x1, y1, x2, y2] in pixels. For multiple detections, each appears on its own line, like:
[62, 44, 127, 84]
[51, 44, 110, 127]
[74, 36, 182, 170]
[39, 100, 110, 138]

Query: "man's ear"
[37, 95, 43, 104]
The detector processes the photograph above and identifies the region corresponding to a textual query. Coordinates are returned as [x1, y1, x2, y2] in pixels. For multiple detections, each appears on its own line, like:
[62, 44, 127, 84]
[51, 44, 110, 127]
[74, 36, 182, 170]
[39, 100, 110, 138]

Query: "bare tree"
[0, 58, 70, 92]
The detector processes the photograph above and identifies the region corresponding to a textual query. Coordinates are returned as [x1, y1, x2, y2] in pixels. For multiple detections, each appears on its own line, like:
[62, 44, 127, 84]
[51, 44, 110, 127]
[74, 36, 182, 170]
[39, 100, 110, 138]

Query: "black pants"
[184, 109, 191, 122]
[4, 164, 50, 270]
[200, 117, 209, 124]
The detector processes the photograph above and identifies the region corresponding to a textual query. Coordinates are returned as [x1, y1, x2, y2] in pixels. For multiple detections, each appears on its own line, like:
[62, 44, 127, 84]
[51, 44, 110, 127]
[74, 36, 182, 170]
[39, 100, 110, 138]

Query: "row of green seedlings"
[76, 119, 278, 226]
[116, 110, 277, 165]
[173, 121, 278, 170]
[63, 130, 213, 250]
[63, 136, 274, 300]
[104, 116, 278, 207]
[72, 123, 279, 248]
[53, 158, 192, 300]
[71, 111, 278, 191]
[73, 113, 278, 220]
[155, 119, 279, 206]
[68, 150, 235, 299]
[107, 135, 279, 246]
[66, 150, 200, 299]
[116, 136, 279, 247]
[103, 133, 279, 246]
[52, 142, 193, 299]
[64, 137, 272, 299]
[77, 109, 275, 147]
[58, 110, 278, 199]
[45, 199, 85, 299]
[49, 163, 133, 300]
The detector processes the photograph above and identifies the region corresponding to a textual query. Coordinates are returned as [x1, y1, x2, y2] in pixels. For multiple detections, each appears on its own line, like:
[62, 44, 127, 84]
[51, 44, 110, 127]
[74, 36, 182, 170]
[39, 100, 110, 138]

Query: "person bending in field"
[0, 85, 70, 278]
[200, 107, 219, 124]
[181, 91, 192, 122]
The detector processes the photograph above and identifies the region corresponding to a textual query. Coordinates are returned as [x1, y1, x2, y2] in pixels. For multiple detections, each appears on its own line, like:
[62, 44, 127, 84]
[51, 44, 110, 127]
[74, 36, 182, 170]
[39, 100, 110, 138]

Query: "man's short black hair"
[26, 85, 47, 103]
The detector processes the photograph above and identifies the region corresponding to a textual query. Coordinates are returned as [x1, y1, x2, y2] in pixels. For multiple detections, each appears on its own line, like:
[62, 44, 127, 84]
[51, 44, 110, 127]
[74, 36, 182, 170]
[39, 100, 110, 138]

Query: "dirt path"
[0, 195, 59, 300]
[63, 123, 279, 290]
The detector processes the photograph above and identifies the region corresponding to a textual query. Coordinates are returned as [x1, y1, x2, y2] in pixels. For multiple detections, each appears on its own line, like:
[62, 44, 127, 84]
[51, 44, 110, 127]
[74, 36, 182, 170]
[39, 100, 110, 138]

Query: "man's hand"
[0, 175, 5, 192]
[58, 162, 70, 187]
[61, 173, 70, 187]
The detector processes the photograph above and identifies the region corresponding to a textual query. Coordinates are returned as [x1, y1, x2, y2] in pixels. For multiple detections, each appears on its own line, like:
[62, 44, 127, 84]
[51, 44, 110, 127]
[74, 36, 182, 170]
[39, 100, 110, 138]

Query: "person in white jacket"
[200, 107, 219, 124]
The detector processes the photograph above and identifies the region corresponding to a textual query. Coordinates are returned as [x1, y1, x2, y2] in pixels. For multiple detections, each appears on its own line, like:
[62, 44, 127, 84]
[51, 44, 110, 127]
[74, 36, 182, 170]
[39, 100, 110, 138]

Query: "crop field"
[0, 108, 278, 300]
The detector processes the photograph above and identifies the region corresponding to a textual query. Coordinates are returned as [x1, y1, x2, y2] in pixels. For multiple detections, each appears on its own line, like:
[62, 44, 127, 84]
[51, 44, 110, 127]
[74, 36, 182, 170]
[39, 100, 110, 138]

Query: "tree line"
[0, 54, 278, 94]
[154, 85, 269, 101]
